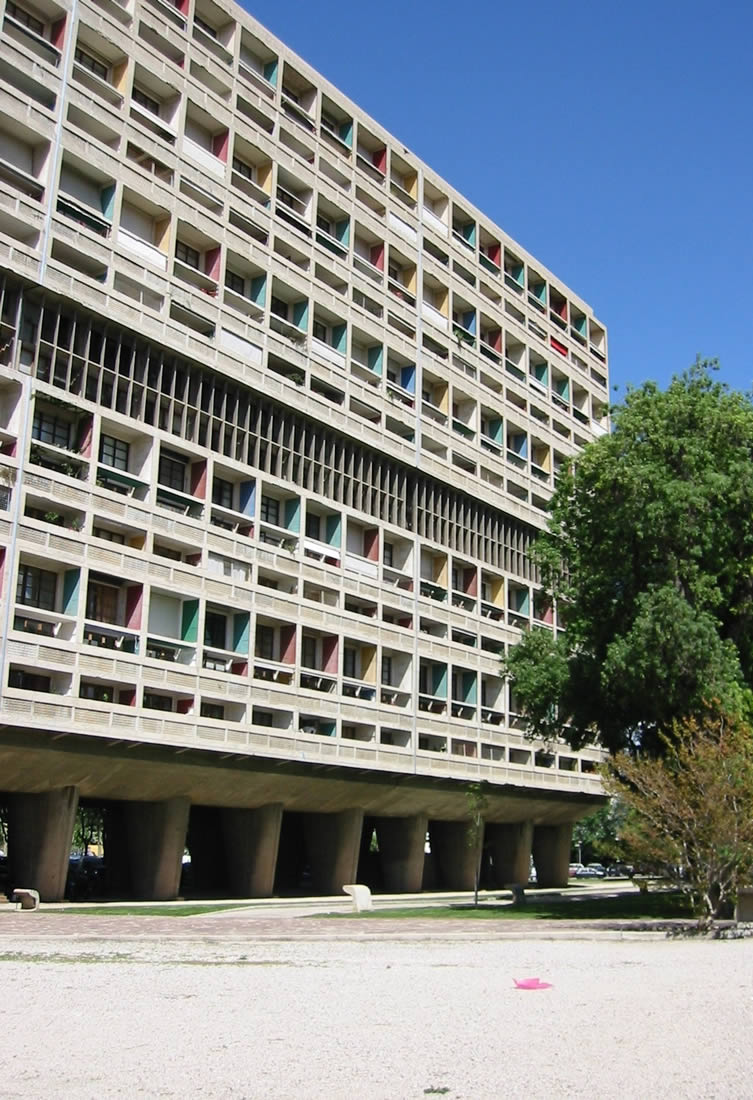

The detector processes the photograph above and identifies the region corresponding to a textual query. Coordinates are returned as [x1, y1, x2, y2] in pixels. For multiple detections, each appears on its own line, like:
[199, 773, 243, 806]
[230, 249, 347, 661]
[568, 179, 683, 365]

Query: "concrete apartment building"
[0, 0, 609, 901]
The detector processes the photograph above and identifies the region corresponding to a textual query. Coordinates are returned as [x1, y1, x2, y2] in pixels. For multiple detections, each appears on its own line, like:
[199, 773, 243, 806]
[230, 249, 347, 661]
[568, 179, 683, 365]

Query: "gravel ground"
[0, 910, 751, 1099]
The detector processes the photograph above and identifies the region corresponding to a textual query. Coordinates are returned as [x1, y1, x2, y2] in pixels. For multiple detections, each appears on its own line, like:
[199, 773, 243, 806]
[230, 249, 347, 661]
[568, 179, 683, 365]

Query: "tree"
[505, 361, 753, 755]
[572, 801, 626, 865]
[603, 712, 753, 923]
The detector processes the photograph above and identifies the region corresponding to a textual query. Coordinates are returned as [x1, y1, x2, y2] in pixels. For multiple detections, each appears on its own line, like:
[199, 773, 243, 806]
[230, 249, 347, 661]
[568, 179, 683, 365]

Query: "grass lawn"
[332, 890, 694, 921]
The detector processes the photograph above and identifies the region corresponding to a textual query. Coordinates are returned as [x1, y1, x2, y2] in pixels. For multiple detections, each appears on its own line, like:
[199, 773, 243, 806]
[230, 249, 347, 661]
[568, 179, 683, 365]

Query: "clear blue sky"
[242, 0, 753, 400]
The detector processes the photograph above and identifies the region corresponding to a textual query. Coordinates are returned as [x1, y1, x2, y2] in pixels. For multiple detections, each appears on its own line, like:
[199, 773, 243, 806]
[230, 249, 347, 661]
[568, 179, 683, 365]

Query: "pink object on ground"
[514, 977, 552, 990]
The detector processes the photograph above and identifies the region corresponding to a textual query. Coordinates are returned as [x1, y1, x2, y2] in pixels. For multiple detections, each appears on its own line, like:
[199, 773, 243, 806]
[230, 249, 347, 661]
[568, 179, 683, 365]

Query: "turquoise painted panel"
[239, 479, 255, 516]
[320, 720, 336, 737]
[490, 418, 503, 443]
[100, 184, 115, 219]
[181, 599, 199, 642]
[339, 119, 353, 148]
[284, 497, 300, 533]
[263, 59, 278, 85]
[464, 672, 477, 703]
[335, 217, 350, 246]
[250, 275, 266, 307]
[401, 365, 416, 394]
[463, 309, 476, 334]
[332, 323, 347, 353]
[63, 568, 80, 615]
[233, 612, 250, 654]
[367, 345, 383, 375]
[533, 362, 548, 383]
[463, 222, 476, 245]
[292, 299, 308, 331]
[432, 664, 448, 698]
[325, 513, 341, 547]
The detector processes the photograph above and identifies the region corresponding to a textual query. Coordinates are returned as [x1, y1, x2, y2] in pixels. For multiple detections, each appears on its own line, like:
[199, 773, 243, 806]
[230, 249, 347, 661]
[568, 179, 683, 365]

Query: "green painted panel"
[233, 612, 250, 654]
[284, 497, 300, 533]
[63, 569, 80, 615]
[181, 599, 199, 643]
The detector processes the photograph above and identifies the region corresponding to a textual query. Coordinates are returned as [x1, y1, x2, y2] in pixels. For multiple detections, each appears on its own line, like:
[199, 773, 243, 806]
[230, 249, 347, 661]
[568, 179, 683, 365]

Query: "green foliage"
[603, 711, 753, 922]
[505, 360, 753, 754]
[572, 801, 627, 864]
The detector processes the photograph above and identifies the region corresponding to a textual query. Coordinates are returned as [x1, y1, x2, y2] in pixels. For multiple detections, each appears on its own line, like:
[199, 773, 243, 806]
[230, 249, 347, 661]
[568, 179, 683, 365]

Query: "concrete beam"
[376, 815, 427, 893]
[124, 797, 190, 900]
[222, 803, 283, 898]
[304, 808, 364, 894]
[7, 786, 79, 902]
[485, 821, 534, 886]
[532, 823, 573, 888]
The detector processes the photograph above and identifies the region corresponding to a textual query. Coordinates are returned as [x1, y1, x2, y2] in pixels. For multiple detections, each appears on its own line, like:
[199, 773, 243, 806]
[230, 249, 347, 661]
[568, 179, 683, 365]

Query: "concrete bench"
[12, 888, 40, 911]
[343, 884, 372, 912]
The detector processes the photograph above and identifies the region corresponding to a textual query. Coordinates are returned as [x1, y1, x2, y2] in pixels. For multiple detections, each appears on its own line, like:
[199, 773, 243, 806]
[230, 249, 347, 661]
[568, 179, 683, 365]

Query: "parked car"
[605, 863, 634, 878]
[575, 865, 604, 879]
[66, 854, 105, 900]
[569, 863, 584, 877]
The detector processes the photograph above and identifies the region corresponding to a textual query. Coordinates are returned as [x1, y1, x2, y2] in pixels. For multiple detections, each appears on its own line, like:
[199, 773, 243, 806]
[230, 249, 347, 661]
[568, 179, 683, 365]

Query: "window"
[254, 709, 274, 727]
[204, 611, 227, 649]
[99, 435, 129, 471]
[383, 541, 394, 567]
[93, 527, 125, 544]
[9, 668, 51, 693]
[194, 13, 217, 37]
[381, 655, 392, 685]
[32, 410, 70, 448]
[301, 635, 316, 669]
[343, 646, 356, 679]
[225, 269, 245, 296]
[232, 156, 254, 181]
[316, 214, 333, 235]
[312, 321, 327, 343]
[80, 681, 112, 702]
[256, 625, 274, 660]
[132, 86, 160, 116]
[212, 477, 233, 509]
[86, 581, 119, 624]
[259, 495, 279, 526]
[143, 692, 173, 711]
[16, 565, 56, 610]
[75, 46, 108, 80]
[158, 450, 187, 492]
[270, 296, 288, 320]
[305, 512, 321, 540]
[6, 1, 44, 35]
[175, 241, 200, 269]
[200, 702, 224, 719]
[320, 111, 338, 135]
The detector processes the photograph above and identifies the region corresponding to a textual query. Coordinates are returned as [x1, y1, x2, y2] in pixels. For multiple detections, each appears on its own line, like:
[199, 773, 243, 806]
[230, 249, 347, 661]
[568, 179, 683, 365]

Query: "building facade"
[0, 0, 609, 900]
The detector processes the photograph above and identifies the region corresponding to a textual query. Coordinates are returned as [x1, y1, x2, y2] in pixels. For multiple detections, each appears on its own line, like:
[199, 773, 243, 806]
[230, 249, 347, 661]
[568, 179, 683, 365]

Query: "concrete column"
[221, 803, 283, 898]
[532, 823, 574, 888]
[430, 819, 482, 892]
[304, 808, 364, 895]
[187, 805, 226, 895]
[376, 814, 427, 893]
[7, 786, 79, 902]
[124, 797, 190, 900]
[485, 821, 534, 886]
